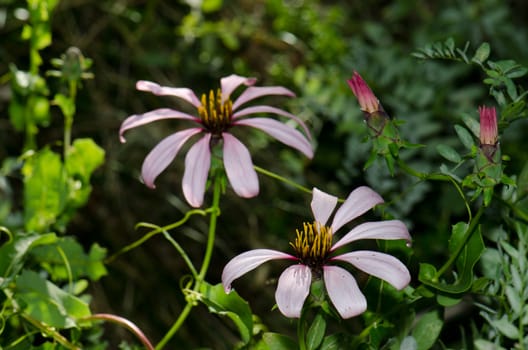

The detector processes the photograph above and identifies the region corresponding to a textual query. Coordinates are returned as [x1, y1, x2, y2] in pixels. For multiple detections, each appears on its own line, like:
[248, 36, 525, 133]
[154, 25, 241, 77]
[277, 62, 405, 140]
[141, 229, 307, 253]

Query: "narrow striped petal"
[233, 105, 312, 141]
[136, 80, 201, 107]
[332, 220, 411, 251]
[331, 186, 384, 233]
[119, 108, 199, 143]
[141, 128, 202, 188]
[333, 251, 411, 290]
[311, 188, 338, 226]
[222, 133, 259, 198]
[221, 74, 257, 103]
[275, 265, 311, 318]
[222, 249, 294, 293]
[323, 265, 367, 318]
[232, 86, 295, 110]
[234, 118, 313, 158]
[182, 134, 212, 207]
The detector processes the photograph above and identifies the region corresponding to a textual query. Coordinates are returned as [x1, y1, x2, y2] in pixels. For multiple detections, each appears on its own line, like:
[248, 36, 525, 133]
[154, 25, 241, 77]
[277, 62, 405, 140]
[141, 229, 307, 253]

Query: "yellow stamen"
[290, 221, 332, 266]
[198, 89, 233, 133]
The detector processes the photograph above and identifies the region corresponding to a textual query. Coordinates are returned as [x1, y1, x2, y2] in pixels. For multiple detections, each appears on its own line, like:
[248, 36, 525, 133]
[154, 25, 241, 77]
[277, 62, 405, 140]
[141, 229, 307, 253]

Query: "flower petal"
[311, 188, 338, 226]
[119, 108, 199, 143]
[332, 220, 412, 251]
[136, 80, 201, 107]
[222, 249, 294, 293]
[232, 86, 295, 110]
[221, 74, 257, 103]
[323, 265, 367, 318]
[347, 72, 380, 114]
[333, 251, 411, 290]
[182, 134, 212, 207]
[330, 186, 384, 233]
[234, 118, 313, 158]
[141, 128, 202, 188]
[233, 105, 312, 141]
[222, 133, 259, 198]
[275, 265, 311, 318]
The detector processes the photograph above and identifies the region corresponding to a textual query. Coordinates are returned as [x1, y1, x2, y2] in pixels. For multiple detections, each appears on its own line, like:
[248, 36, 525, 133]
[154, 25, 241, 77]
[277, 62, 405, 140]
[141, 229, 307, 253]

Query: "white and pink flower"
[120, 74, 313, 207]
[222, 187, 411, 319]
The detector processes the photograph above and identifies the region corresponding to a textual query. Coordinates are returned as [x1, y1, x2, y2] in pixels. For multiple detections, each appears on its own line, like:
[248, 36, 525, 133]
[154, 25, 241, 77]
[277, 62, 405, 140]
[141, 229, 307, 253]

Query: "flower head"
[347, 71, 381, 115]
[479, 106, 498, 146]
[120, 74, 313, 207]
[222, 187, 411, 319]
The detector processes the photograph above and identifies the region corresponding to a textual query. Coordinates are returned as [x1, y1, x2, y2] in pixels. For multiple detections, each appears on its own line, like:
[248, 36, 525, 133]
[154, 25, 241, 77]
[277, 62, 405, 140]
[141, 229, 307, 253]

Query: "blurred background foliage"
[1, 0, 528, 348]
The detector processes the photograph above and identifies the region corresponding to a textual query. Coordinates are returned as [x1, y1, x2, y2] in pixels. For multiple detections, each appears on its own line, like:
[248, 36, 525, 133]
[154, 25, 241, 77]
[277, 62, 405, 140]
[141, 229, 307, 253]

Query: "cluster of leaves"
[1, 0, 108, 348]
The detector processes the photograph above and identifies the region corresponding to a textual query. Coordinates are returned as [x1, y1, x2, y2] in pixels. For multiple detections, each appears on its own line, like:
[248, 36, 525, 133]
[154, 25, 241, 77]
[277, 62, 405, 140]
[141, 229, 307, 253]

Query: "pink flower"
[222, 187, 411, 319]
[120, 74, 313, 207]
[347, 71, 382, 115]
[479, 106, 498, 146]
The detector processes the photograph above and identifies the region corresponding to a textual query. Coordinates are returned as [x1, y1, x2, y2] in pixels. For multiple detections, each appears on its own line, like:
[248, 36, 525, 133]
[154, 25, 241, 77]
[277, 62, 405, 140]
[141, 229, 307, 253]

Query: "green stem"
[105, 209, 210, 264]
[396, 159, 472, 220]
[435, 205, 484, 279]
[21, 313, 80, 350]
[155, 177, 222, 349]
[254, 165, 312, 195]
[63, 81, 77, 158]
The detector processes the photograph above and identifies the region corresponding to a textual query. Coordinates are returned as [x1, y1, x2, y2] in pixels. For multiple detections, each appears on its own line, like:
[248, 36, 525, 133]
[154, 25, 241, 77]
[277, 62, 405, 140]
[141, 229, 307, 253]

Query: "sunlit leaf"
[22, 148, 67, 233]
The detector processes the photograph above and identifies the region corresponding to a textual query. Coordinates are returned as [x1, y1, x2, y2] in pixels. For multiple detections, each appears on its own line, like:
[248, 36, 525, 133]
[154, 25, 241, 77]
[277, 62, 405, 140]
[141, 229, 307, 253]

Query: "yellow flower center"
[198, 89, 233, 134]
[290, 221, 333, 269]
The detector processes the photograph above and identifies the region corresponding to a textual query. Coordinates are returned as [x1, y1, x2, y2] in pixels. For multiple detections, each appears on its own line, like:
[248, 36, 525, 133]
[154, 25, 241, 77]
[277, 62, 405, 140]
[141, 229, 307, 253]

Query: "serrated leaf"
[412, 310, 443, 350]
[15, 269, 91, 328]
[436, 144, 461, 163]
[199, 282, 253, 344]
[65, 138, 105, 208]
[23, 148, 67, 233]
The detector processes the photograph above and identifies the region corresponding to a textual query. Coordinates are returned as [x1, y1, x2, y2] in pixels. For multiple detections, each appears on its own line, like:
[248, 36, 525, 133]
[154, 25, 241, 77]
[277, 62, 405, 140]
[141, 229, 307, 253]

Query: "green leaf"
[199, 282, 253, 344]
[454, 125, 475, 150]
[0, 233, 57, 284]
[436, 144, 461, 163]
[472, 42, 490, 64]
[412, 310, 443, 350]
[306, 313, 326, 350]
[15, 269, 91, 328]
[65, 138, 105, 207]
[262, 332, 297, 350]
[491, 316, 518, 339]
[461, 112, 480, 138]
[400, 336, 417, 350]
[202, 0, 223, 13]
[474, 339, 507, 350]
[23, 148, 67, 232]
[418, 223, 484, 293]
[53, 93, 75, 118]
[31, 237, 107, 281]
